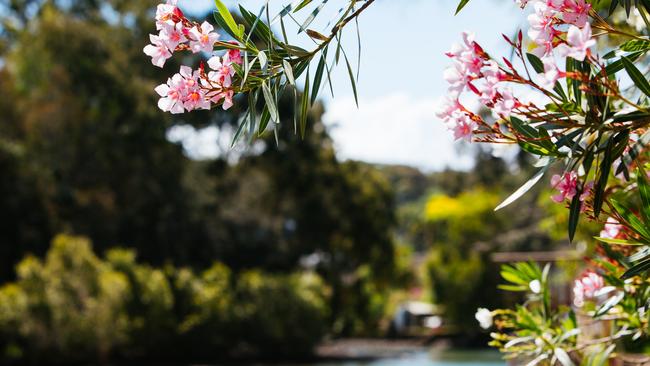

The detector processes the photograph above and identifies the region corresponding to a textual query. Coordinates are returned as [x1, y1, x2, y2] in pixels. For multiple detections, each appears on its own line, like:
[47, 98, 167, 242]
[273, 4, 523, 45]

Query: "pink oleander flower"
[563, 0, 591, 27]
[189, 21, 220, 54]
[539, 56, 565, 89]
[528, 2, 559, 56]
[443, 63, 470, 95]
[435, 97, 463, 122]
[159, 22, 187, 52]
[156, 0, 181, 31]
[155, 73, 185, 114]
[450, 112, 478, 142]
[556, 23, 596, 61]
[226, 48, 243, 65]
[207, 56, 235, 88]
[573, 271, 604, 308]
[219, 90, 234, 110]
[600, 217, 623, 239]
[493, 88, 517, 117]
[179, 66, 210, 112]
[143, 34, 173, 68]
[479, 60, 505, 104]
[551, 171, 579, 203]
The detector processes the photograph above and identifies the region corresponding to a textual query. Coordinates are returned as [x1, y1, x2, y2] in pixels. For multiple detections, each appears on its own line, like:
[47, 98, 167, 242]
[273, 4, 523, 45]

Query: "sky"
[171, 0, 528, 172]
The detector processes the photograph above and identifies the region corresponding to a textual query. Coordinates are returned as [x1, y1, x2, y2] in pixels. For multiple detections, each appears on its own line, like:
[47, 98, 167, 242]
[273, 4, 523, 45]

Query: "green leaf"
[527, 53, 544, 73]
[622, 56, 650, 97]
[455, 0, 471, 14]
[620, 39, 650, 52]
[594, 237, 644, 246]
[604, 51, 643, 75]
[593, 136, 614, 217]
[638, 165, 650, 224]
[616, 130, 650, 176]
[495, 165, 549, 211]
[300, 68, 311, 138]
[612, 199, 650, 241]
[294, 0, 313, 13]
[498, 284, 528, 292]
[555, 348, 575, 366]
[311, 50, 327, 104]
[568, 194, 581, 243]
[510, 116, 539, 140]
[594, 291, 624, 316]
[622, 258, 650, 279]
[258, 106, 271, 135]
[299, 0, 328, 33]
[501, 270, 528, 285]
[342, 51, 359, 107]
[214, 0, 243, 39]
[283, 60, 295, 86]
[262, 81, 279, 123]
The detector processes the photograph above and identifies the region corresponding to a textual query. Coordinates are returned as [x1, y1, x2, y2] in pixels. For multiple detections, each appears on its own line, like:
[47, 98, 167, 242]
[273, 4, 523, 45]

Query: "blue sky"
[175, 0, 527, 171]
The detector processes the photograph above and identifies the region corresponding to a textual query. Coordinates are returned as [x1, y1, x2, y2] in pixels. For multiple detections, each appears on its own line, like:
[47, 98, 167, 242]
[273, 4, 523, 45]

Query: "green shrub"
[0, 235, 329, 364]
[231, 271, 328, 357]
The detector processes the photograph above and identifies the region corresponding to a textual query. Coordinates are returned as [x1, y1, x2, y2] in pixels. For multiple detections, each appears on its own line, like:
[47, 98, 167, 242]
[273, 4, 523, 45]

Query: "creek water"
[272, 349, 506, 366]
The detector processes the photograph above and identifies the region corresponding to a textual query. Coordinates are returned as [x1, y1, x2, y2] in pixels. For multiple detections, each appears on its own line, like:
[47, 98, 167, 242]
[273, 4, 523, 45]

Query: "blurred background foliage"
[0, 0, 602, 364]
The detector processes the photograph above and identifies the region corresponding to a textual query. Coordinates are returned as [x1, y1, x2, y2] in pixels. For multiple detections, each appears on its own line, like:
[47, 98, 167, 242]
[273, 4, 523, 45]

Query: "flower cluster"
[438, 0, 597, 144]
[145, 1, 243, 113]
[524, 0, 593, 56]
[155, 51, 242, 114]
[600, 217, 624, 239]
[523, 0, 596, 89]
[437, 32, 515, 142]
[572, 271, 604, 308]
[550, 171, 591, 205]
[143, 0, 220, 68]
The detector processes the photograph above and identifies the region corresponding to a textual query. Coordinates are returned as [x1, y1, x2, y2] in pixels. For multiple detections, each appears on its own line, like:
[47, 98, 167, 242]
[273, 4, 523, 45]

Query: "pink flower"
[493, 88, 517, 117]
[600, 217, 623, 239]
[219, 90, 234, 110]
[155, 74, 185, 114]
[563, 0, 591, 27]
[143, 34, 173, 68]
[528, 2, 559, 56]
[443, 63, 469, 96]
[551, 171, 579, 203]
[538, 56, 565, 89]
[435, 97, 464, 122]
[156, 0, 181, 31]
[159, 22, 187, 51]
[479, 61, 505, 104]
[189, 21, 220, 54]
[207, 56, 235, 88]
[226, 48, 243, 65]
[450, 113, 478, 142]
[556, 23, 596, 61]
[179, 66, 210, 112]
[573, 271, 604, 307]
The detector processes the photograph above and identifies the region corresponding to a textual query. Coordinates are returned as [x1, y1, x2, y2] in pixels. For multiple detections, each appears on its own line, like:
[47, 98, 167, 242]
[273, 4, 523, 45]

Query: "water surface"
[279, 349, 506, 366]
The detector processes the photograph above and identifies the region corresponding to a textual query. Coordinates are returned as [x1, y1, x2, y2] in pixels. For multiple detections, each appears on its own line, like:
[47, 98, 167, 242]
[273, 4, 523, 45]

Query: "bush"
[0, 235, 329, 364]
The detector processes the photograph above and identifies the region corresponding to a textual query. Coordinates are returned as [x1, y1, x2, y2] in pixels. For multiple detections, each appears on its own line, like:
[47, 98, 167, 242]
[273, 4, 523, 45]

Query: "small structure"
[388, 301, 443, 337]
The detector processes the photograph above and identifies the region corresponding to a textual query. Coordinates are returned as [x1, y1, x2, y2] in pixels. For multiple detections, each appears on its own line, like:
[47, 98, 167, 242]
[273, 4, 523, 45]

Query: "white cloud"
[323, 93, 475, 172]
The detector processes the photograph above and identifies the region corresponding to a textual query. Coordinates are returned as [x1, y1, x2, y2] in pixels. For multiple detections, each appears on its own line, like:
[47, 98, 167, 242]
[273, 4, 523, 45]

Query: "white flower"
[475, 308, 493, 329]
[529, 279, 542, 294]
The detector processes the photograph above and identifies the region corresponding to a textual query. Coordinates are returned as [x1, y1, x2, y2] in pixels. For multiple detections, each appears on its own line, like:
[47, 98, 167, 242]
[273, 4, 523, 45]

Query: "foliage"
[0, 0, 402, 343]
[446, 0, 650, 363]
[0, 235, 329, 364]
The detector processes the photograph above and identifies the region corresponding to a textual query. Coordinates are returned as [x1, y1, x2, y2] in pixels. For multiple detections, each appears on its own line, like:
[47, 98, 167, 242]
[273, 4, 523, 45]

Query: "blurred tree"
[0, 0, 401, 339]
